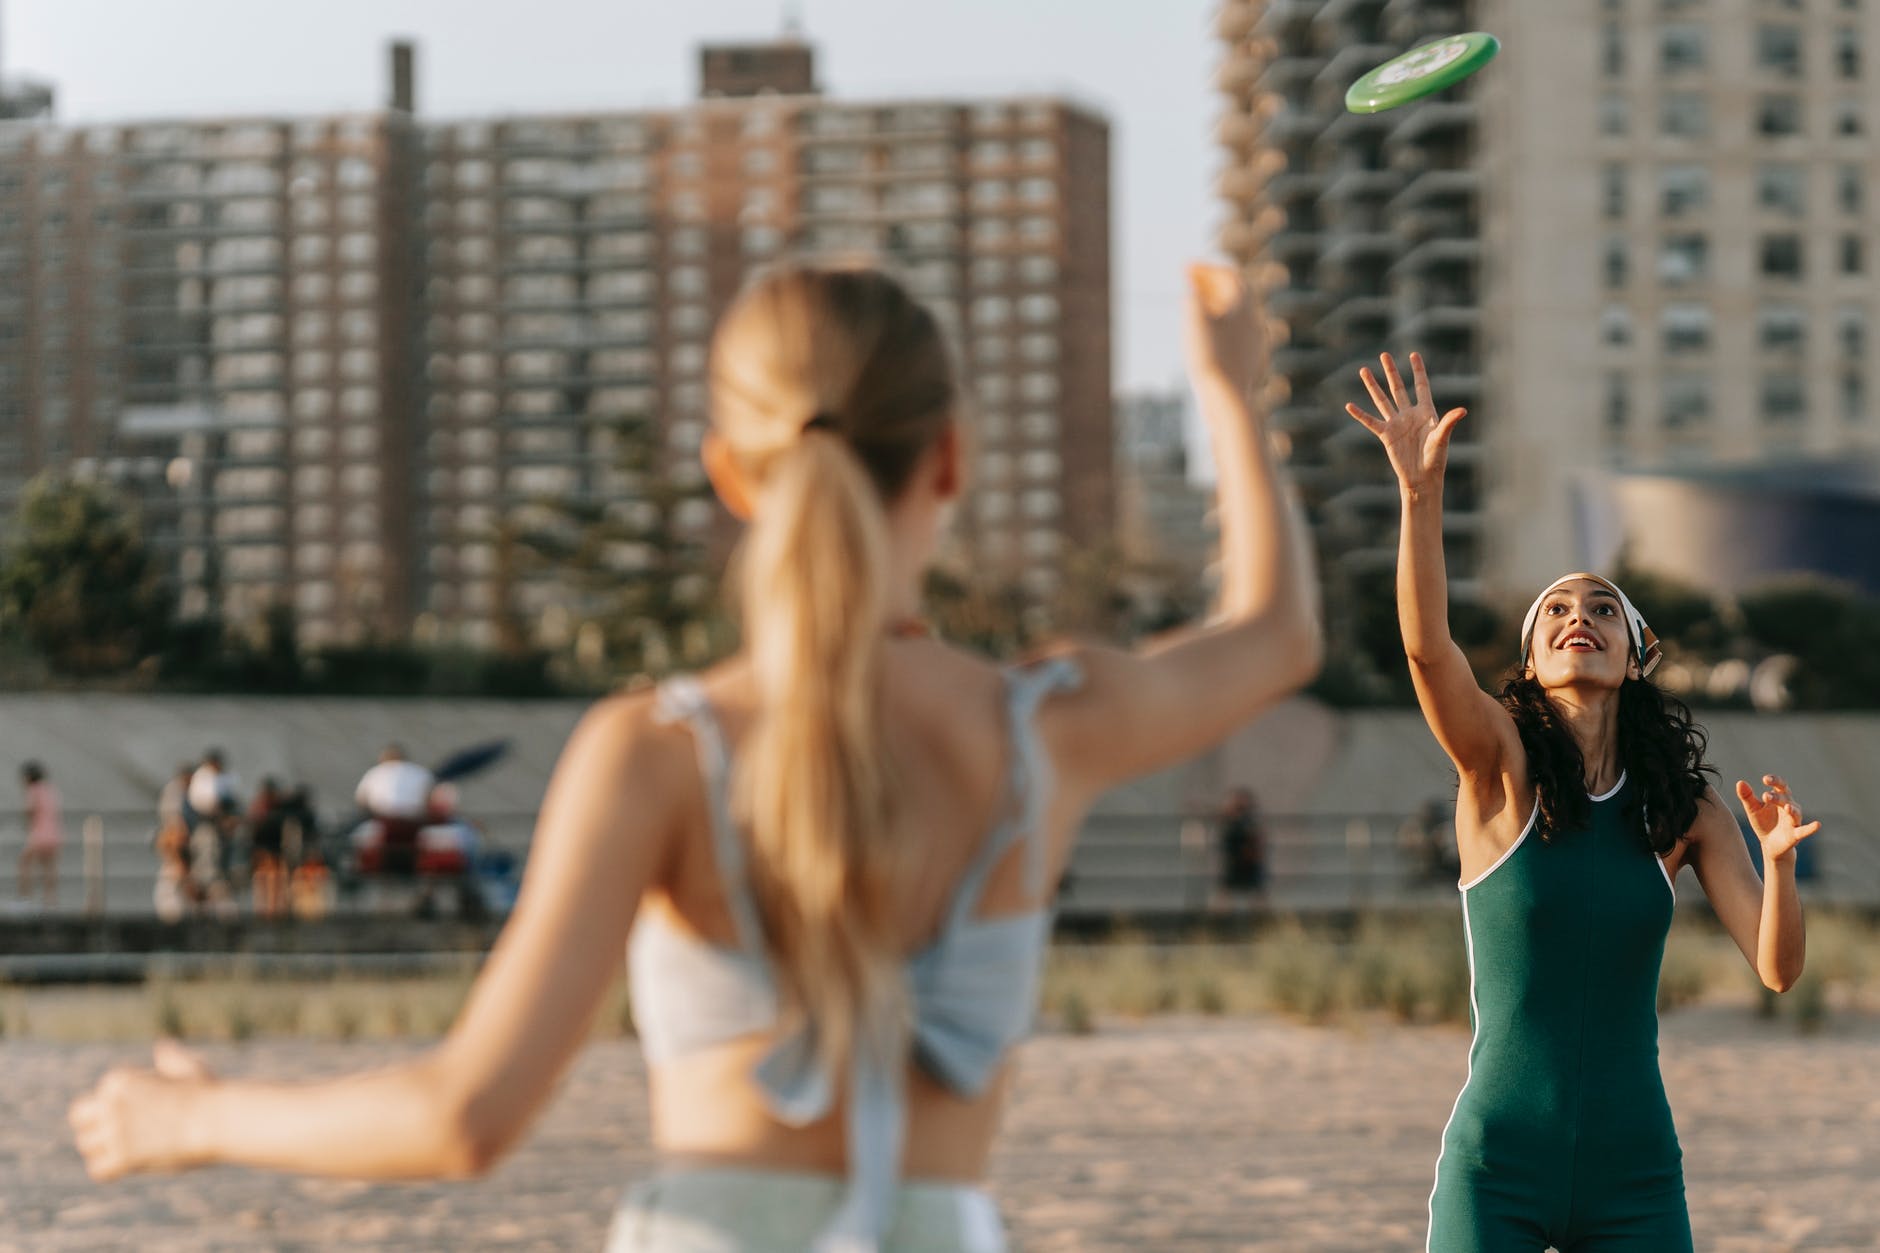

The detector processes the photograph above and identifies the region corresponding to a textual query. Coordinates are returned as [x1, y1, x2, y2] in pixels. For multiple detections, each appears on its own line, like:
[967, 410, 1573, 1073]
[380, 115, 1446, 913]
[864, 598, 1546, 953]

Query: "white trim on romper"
[1427, 889, 1483, 1250]
[1457, 801, 1541, 891]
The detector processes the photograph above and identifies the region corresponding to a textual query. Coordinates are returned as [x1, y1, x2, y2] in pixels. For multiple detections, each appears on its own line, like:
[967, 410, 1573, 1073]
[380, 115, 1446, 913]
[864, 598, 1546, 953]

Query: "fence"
[10, 804, 1880, 923]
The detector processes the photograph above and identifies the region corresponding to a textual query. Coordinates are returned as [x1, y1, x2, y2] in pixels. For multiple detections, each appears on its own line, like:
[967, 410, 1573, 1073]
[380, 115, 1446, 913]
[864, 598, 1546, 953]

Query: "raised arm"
[1048, 264, 1322, 795]
[1682, 776, 1815, 992]
[1345, 351, 1514, 783]
[71, 694, 681, 1181]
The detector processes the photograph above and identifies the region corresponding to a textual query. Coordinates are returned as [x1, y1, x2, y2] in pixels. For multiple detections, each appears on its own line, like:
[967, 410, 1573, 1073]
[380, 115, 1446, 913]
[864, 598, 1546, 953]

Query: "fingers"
[1735, 780, 1764, 815]
[1411, 351, 1433, 409]
[1345, 402, 1385, 434]
[1359, 367, 1394, 419]
[1381, 352, 1410, 409]
[1435, 408, 1468, 442]
[1794, 820, 1822, 840]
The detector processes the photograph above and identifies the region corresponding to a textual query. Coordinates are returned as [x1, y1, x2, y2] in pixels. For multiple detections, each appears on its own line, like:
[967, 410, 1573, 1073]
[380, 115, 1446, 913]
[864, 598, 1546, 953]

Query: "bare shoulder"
[558, 687, 695, 808]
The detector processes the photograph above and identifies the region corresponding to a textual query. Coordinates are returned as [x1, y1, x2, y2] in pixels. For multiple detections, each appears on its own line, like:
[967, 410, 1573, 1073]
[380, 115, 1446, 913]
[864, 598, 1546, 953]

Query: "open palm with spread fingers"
[1344, 351, 1467, 492]
[1736, 774, 1822, 863]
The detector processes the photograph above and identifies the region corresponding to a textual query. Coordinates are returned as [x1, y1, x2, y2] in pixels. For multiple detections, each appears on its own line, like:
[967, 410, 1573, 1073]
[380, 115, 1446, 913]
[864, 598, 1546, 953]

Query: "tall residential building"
[0, 38, 1114, 651]
[421, 40, 1114, 646]
[1217, 0, 1880, 609]
[0, 60, 424, 642]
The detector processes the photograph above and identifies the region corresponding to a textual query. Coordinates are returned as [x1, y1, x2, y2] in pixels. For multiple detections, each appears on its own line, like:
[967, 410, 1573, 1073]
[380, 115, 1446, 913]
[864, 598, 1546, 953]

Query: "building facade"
[1217, 0, 1880, 611]
[0, 39, 1114, 650]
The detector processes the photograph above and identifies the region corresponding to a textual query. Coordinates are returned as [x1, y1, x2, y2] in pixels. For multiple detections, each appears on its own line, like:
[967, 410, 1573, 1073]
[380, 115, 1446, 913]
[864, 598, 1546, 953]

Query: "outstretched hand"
[1735, 774, 1822, 864]
[1344, 352, 1467, 493]
[68, 1038, 215, 1181]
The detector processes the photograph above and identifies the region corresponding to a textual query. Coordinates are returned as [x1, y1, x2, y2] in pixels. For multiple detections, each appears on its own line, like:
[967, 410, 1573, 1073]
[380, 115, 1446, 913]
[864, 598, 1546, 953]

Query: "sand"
[3, 1007, 1875, 1251]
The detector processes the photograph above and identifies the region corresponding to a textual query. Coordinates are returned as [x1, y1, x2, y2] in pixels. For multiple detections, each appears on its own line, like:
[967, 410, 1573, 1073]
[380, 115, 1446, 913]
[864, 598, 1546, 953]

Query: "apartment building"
[0, 38, 1114, 651]
[1217, 0, 1880, 607]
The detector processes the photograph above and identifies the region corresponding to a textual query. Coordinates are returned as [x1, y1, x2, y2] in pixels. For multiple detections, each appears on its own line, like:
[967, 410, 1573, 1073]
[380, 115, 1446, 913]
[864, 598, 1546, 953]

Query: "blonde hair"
[709, 263, 958, 1070]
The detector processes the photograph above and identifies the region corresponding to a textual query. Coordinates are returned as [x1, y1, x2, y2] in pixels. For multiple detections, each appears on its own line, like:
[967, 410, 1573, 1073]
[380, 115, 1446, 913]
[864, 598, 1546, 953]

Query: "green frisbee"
[1344, 32, 1500, 114]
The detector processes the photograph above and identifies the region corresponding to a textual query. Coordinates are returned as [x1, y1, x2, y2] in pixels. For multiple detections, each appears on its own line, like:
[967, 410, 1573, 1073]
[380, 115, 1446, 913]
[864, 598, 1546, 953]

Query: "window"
[1840, 306, 1868, 358]
[1760, 234, 1804, 279]
[1762, 374, 1806, 423]
[1660, 233, 1708, 283]
[1756, 164, 1805, 216]
[1662, 304, 1711, 353]
[1663, 373, 1709, 429]
[1601, 305, 1633, 346]
[1758, 304, 1806, 353]
[1757, 25, 1804, 77]
[1757, 95, 1803, 137]
[1602, 23, 1625, 76]
[1661, 93, 1708, 138]
[1660, 164, 1708, 216]
[1844, 235, 1866, 275]
[1604, 373, 1629, 432]
[1661, 26, 1706, 71]
[1842, 373, 1866, 422]
[1839, 164, 1864, 213]
[1602, 164, 1627, 218]
[1835, 99, 1865, 137]
[1605, 238, 1629, 289]
[1836, 27, 1862, 78]
[1599, 94, 1630, 137]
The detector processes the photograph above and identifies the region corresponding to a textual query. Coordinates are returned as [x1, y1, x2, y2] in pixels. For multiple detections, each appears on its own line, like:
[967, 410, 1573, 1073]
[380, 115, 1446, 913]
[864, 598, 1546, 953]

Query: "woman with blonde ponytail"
[70, 261, 1321, 1251]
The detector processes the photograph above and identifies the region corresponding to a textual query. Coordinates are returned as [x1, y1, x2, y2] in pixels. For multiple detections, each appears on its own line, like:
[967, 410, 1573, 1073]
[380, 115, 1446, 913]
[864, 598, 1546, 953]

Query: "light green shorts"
[606, 1165, 1006, 1252]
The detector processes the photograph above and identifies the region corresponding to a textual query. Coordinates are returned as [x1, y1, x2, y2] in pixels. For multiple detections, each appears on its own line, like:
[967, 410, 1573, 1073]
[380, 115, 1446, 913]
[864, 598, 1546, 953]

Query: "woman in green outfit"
[1345, 352, 1818, 1253]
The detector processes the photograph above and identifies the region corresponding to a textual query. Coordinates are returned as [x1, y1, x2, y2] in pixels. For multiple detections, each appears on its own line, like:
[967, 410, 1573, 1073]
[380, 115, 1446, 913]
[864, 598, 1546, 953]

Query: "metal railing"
[12, 806, 1878, 924]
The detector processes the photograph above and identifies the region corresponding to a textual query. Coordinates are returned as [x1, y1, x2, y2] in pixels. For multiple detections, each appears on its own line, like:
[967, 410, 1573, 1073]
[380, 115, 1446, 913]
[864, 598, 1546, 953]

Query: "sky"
[6, 0, 1219, 397]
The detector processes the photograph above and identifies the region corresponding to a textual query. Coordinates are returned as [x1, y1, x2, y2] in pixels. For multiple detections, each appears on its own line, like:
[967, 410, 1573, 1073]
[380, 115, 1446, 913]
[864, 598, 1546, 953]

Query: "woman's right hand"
[1183, 263, 1266, 404]
[1344, 351, 1467, 494]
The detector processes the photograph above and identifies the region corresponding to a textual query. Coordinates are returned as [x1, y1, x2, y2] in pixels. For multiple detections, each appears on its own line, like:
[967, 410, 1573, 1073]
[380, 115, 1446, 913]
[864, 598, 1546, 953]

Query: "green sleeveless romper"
[1427, 774, 1692, 1252]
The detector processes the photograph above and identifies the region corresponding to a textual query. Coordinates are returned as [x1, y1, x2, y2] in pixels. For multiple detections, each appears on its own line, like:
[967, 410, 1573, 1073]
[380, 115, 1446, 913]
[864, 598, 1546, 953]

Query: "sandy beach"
[4, 1007, 1875, 1251]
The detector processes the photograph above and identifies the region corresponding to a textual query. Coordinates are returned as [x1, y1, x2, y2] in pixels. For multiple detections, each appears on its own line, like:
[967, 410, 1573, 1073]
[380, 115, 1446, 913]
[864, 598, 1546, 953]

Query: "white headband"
[1519, 572, 1661, 678]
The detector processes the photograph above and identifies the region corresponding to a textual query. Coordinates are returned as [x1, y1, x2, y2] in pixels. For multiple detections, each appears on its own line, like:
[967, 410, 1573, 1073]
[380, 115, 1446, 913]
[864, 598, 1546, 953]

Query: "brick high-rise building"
[0, 38, 1114, 652]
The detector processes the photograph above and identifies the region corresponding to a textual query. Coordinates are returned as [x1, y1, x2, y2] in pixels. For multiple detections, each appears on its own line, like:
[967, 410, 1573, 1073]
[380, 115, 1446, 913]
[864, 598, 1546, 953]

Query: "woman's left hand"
[1735, 774, 1822, 863]
[69, 1039, 215, 1180]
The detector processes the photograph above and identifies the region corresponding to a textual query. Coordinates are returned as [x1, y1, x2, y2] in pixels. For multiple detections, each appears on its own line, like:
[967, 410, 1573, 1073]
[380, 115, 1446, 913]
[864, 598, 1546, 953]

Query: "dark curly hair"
[1497, 673, 1715, 856]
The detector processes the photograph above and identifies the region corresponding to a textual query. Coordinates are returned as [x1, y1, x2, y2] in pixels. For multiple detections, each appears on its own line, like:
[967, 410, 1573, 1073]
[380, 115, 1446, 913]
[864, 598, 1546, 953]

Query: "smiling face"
[1525, 578, 1640, 691]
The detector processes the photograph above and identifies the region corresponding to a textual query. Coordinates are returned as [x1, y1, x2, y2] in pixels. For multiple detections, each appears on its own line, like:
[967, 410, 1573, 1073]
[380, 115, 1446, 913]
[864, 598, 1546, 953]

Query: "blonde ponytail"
[738, 428, 901, 1069]
[709, 263, 959, 1073]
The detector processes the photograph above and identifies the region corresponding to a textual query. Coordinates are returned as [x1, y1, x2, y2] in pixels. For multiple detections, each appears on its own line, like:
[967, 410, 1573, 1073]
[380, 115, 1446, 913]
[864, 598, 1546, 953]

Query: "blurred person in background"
[354, 744, 436, 879]
[17, 761, 64, 908]
[69, 260, 1320, 1252]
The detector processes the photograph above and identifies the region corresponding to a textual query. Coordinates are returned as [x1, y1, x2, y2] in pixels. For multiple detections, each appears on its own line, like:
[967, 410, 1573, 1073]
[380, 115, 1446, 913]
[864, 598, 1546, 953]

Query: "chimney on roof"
[389, 39, 417, 113]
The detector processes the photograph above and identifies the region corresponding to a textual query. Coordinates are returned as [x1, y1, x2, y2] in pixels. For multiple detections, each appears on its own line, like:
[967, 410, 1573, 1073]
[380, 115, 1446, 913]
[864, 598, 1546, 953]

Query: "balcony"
[1390, 168, 1480, 211]
[1319, 293, 1393, 335]
[1319, 231, 1398, 267]
[1397, 305, 1479, 340]
[1272, 342, 1335, 377]
[1267, 230, 1324, 261]
[1264, 170, 1326, 204]
[1255, 54, 1323, 94]
[1262, 106, 1325, 145]
[1320, 167, 1400, 204]
[1254, 0, 1318, 39]
[1387, 101, 1477, 149]
[1266, 285, 1332, 321]
[1315, 44, 1401, 94]
[1391, 236, 1479, 276]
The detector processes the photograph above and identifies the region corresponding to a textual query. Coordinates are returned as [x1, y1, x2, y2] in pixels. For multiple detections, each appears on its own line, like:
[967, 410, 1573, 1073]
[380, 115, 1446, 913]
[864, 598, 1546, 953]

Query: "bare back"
[641, 636, 1086, 1182]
